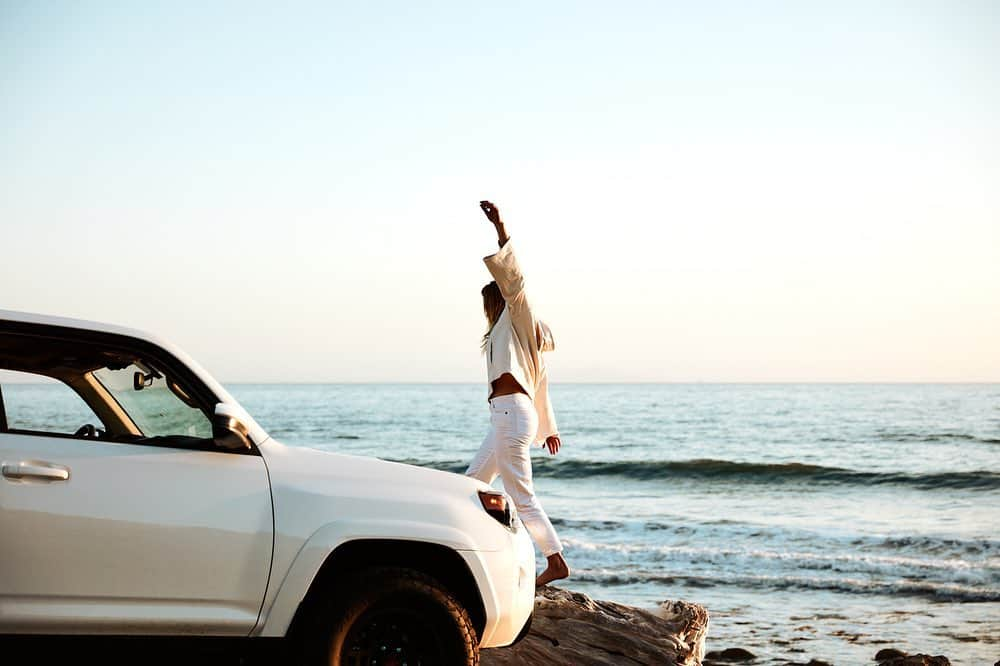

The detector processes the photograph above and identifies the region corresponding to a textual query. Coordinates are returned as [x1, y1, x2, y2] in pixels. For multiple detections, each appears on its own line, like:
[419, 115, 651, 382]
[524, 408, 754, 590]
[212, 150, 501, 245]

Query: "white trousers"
[465, 393, 562, 557]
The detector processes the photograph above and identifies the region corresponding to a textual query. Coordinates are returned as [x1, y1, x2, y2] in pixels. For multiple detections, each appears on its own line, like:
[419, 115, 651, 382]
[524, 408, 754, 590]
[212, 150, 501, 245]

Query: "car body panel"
[457, 531, 536, 647]
[252, 438, 524, 638]
[0, 432, 272, 634]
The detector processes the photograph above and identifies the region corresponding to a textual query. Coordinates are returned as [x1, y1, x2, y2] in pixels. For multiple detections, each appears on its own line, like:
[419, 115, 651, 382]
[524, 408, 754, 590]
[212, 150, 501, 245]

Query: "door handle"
[1, 461, 71, 481]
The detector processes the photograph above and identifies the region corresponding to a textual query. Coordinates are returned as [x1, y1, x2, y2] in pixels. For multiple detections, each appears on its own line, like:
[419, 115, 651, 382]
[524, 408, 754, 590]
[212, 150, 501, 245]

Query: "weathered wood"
[482, 586, 710, 666]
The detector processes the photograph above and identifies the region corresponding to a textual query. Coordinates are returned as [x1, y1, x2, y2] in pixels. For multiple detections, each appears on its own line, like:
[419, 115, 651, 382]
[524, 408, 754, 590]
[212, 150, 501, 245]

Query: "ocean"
[11, 382, 999, 663]
[230, 383, 999, 665]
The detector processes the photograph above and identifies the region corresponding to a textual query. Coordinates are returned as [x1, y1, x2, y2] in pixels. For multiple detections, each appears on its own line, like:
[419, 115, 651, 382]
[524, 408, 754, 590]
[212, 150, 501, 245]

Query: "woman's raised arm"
[480, 201, 526, 306]
[480, 200, 510, 248]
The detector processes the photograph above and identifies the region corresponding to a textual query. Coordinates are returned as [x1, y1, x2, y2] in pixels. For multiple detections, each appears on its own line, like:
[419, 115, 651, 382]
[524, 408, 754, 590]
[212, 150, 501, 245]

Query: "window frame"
[0, 320, 259, 456]
[0, 383, 7, 432]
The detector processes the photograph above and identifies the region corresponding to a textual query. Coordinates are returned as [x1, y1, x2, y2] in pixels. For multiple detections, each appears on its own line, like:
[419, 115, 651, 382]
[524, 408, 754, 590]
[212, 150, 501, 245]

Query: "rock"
[874, 648, 951, 666]
[877, 655, 951, 666]
[704, 647, 756, 661]
[481, 585, 709, 665]
[876, 649, 909, 661]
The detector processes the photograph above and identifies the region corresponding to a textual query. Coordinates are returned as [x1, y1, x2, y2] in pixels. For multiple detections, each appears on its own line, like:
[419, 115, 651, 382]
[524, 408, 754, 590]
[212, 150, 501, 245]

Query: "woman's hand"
[479, 200, 502, 225]
[545, 435, 561, 455]
[480, 200, 509, 246]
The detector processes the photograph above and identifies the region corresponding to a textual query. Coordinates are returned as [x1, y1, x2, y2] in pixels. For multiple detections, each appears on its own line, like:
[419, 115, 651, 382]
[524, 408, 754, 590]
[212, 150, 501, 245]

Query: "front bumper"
[459, 520, 535, 648]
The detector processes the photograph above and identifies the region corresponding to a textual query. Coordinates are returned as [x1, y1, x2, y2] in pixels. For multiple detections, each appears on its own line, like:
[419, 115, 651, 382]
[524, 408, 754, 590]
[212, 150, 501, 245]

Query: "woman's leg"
[494, 398, 568, 585]
[466, 424, 500, 485]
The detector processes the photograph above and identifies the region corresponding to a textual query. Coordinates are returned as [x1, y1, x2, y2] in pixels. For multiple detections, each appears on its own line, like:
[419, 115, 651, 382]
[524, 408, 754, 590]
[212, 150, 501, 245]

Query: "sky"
[1, 1, 998, 382]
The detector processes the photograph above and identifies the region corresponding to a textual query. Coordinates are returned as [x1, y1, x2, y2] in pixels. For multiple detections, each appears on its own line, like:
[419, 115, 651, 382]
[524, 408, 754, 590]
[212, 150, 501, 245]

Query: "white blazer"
[483, 240, 558, 445]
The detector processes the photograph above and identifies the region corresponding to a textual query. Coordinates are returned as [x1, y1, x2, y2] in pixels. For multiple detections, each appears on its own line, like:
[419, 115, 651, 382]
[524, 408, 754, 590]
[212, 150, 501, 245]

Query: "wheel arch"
[285, 539, 488, 643]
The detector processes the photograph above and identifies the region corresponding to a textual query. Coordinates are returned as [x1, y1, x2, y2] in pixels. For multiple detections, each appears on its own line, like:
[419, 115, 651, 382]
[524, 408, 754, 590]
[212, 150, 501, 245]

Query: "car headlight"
[478, 490, 515, 529]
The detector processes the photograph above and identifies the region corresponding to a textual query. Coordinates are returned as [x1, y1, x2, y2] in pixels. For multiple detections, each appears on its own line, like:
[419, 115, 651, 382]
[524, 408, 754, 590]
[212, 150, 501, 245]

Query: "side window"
[0, 370, 103, 436]
[0, 331, 219, 448]
[93, 364, 212, 439]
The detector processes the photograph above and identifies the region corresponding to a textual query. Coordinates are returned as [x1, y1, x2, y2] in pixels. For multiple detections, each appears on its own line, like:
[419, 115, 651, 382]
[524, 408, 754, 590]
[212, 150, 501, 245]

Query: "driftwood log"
[481, 586, 709, 666]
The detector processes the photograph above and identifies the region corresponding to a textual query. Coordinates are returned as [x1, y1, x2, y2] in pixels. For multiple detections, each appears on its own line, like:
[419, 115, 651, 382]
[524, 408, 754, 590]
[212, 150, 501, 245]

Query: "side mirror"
[213, 403, 253, 451]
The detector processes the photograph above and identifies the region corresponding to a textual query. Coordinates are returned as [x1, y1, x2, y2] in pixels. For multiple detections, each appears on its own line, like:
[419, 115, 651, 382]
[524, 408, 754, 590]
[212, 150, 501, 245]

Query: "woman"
[465, 200, 570, 587]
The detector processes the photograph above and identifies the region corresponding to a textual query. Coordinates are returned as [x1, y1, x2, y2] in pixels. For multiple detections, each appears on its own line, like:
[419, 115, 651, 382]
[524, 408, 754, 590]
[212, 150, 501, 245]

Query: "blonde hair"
[481, 281, 505, 351]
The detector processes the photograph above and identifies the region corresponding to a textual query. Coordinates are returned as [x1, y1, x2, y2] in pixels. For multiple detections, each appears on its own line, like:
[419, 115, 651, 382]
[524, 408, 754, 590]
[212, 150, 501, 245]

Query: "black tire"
[311, 566, 479, 666]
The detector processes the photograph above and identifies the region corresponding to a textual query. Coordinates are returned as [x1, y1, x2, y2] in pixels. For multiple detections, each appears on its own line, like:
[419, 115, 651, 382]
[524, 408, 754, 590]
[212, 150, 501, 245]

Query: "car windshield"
[93, 363, 212, 439]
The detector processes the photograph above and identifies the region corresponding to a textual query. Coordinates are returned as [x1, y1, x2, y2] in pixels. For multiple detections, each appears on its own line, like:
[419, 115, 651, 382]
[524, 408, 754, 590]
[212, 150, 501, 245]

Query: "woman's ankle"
[536, 553, 570, 586]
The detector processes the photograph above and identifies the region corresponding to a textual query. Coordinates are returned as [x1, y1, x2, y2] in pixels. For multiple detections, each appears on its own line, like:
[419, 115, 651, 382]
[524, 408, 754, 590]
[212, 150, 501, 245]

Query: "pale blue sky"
[2, 1, 998, 382]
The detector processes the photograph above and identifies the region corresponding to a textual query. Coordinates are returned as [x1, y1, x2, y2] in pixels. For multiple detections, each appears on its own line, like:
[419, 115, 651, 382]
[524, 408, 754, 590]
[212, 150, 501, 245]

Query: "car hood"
[258, 438, 512, 553]
[259, 438, 489, 497]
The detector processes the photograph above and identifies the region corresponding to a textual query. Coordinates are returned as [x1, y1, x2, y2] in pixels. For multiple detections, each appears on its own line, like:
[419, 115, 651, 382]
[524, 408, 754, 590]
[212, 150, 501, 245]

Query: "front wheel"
[316, 567, 479, 666]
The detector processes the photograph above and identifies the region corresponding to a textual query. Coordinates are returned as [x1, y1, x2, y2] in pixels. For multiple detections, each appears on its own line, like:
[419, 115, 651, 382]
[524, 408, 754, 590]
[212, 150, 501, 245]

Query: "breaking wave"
[393, 457, 1000, 491]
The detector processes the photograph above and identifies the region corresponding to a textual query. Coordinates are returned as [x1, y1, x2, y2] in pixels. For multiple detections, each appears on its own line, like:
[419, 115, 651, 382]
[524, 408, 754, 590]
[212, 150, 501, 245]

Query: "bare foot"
[535, 552, 570, 587]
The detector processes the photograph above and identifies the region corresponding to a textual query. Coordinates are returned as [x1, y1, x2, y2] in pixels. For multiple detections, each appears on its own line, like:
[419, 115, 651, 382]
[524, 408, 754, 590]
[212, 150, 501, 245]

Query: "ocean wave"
[550, 517, 1000, 560]
[552, 515, 1000, 561]
[551, 517, 626, 531]
[392, 457, 1000, 491]
[875, 431, 999, 444]
[572, 568, 1000, 603]
[559, 537, 1000, 576]
[873, 535, 1000, 557]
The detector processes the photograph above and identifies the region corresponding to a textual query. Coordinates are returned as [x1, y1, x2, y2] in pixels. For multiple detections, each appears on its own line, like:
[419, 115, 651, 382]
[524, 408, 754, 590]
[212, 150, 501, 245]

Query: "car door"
[0, 368, 273, 635]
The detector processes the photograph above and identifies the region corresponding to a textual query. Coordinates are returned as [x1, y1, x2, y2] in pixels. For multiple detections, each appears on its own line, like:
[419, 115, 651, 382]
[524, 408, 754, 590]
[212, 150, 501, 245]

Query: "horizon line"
[214, 380, 1000, 385]
[4, 377, 997, 386]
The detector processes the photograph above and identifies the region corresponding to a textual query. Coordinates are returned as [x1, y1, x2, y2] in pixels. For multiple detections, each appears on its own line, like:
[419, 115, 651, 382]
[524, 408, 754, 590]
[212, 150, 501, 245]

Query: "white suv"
[0, 310, 535, 664]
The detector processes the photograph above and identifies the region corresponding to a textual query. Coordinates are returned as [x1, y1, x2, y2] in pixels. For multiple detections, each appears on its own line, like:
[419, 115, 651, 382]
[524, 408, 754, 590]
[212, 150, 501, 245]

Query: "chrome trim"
[2, 460, 71, 481]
